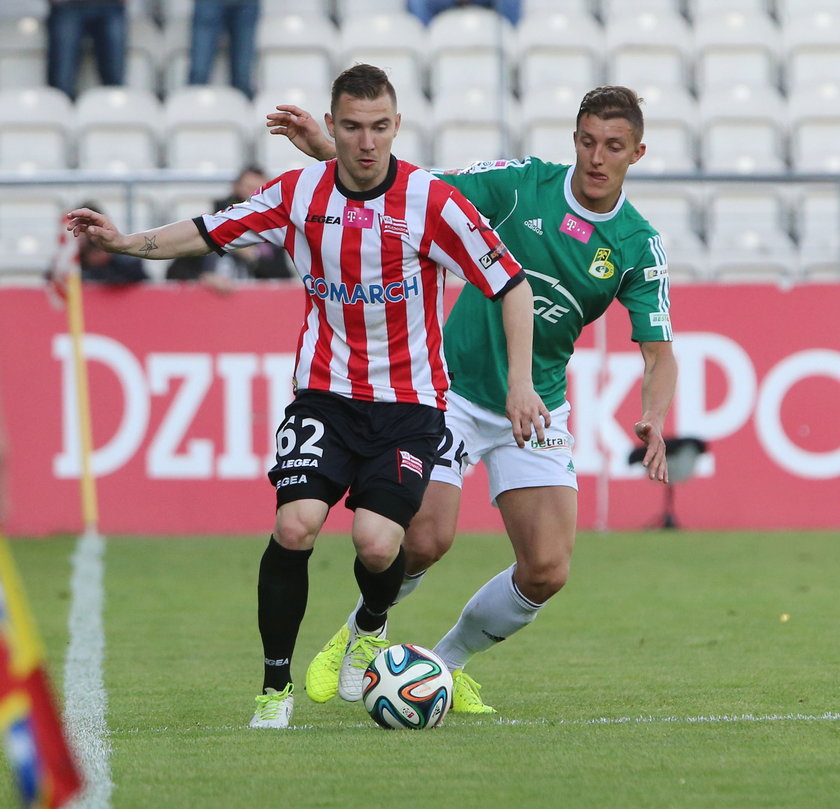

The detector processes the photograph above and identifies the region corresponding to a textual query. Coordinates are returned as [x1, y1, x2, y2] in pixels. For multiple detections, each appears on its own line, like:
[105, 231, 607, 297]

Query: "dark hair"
[576, 86, 644, 140]
[330, 63, 396, 115]
[236, 164, 267, 180]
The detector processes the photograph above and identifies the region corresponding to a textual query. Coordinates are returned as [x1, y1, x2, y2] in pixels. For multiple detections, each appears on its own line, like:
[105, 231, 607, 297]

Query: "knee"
[354, 539, 398, 573]
[403, 524, 453, 573]
[272, 512, 317, 552]
[515, 557, 570, 603]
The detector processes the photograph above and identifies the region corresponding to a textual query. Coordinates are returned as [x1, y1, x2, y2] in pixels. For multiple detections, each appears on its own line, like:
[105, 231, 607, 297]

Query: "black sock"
[257, 536, 312, 692]
[353, 547, 406, 632]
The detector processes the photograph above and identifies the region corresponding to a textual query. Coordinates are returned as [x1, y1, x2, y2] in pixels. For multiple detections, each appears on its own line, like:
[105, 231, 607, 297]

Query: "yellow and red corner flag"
[0, 536, 82, 808]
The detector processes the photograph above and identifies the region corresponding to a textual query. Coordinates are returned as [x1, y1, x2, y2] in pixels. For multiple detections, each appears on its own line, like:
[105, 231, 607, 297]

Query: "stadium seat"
[431, 86, 519, 170]
[622, 183, 709, 281]
[263, 0, 333, 19]
[0, 14, 46, 91]
[795, 185, 840, 279]
[600, 0, 682, 19]
[520, 0, 595, 19]
[776, 0, 838, 22]
[782, 10, 840, 96]
[0, 189, 69, 277]
[698, 84, 788, 174]
[427, 7, 516, 98]
[632, 85, 699, 175]
[338, 13, 428, 98]
[253, 86, 331, 175]
[687, 0, 774, 21]
[515, 12, 603, 98]
[0, 86, 74, 172]
[693, 11, 782, 96]
[519, 85, 580, 164]
[156, 0, 193, 24]
[256, 14, 338, 96]
[336, 0, 411, 20]
[604, 10, 693, 92]
[705, 188, 798, 283]
[789, 106, 840, 174]
[75, 86, 163, 173]
[163, 86, 254, 173]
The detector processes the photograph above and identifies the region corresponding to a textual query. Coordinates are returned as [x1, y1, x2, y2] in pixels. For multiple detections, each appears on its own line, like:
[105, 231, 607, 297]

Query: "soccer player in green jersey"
[266, 85, 678, 713]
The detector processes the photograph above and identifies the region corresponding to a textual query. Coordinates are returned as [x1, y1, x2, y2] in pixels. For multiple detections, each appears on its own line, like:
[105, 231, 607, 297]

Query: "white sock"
[433, 564, 542, 672]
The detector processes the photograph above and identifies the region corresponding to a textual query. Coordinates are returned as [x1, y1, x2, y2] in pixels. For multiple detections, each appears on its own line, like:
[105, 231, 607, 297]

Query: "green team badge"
[588, 248, 615, 279]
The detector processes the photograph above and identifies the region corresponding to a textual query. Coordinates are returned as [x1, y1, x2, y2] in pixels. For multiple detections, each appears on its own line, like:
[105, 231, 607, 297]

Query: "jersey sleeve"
[197, 176, 288, 254]
[424, 182, 525, 299]
[433, 157, 532, 224]
[617, 231, 673, 342]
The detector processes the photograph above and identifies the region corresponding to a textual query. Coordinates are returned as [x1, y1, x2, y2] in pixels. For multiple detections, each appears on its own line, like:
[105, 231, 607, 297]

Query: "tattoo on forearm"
[140, 236, 158, 257]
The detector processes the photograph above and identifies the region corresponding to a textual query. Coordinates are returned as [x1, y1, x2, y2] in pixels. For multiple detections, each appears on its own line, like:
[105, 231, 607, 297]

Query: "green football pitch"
[3, 530, 839, 809]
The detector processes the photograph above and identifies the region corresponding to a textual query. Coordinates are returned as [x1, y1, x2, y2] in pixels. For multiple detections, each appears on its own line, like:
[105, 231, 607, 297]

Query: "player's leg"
[334, 400, 444, 702]
[305, 403, 466, 703]
[251, 394, 351, 727]
[432, 402, 577, 712]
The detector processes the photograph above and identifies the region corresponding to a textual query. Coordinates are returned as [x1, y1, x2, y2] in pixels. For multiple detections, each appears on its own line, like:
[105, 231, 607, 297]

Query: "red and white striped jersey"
[198, 157, 524, 410]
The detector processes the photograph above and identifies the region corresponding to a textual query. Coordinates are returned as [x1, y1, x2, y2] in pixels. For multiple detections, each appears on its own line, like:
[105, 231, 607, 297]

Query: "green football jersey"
[436, 157, 672, 415]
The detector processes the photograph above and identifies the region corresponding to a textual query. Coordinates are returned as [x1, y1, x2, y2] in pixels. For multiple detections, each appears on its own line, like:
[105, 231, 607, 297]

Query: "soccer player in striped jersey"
[268, 85, 678, 713]
[66, 64, 549, 729]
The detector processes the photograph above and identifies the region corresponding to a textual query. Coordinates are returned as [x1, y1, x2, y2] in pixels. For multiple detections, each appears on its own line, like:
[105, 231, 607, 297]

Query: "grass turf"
[3, 530, 839, 808]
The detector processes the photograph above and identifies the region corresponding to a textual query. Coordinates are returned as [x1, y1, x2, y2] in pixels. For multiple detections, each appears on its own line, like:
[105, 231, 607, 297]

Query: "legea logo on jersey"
[588, 248, 615, 279]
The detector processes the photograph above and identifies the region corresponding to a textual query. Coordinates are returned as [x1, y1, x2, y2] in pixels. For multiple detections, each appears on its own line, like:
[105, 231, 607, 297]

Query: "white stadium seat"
[0, 14, 46, 91]
[782, 10, 840, 96]
[795, 185, 840, 280]
[427, 7, 516, 97]
[256, 14, 338, 96]
[693, 11, 782, 95]
[604, 10, 693, 92]
[687, 0, 774, 21]
[75, 86, 163, 173]
[705, 188, 798, 283]
[0, 189, 68, 277]
[339, 13, 428, 98]
[698, 84, 788, 174]
[515, 12, 602, 98]
[519, 85, 582, 165]
[632, 86, 699, 175]
[163, 86, 253, 173]
[431, 86, 518, 170]
[0, 86, 73, 172]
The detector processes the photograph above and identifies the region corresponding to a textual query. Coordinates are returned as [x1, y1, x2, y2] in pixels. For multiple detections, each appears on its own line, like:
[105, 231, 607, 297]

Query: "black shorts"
[267, 391, 445, 529]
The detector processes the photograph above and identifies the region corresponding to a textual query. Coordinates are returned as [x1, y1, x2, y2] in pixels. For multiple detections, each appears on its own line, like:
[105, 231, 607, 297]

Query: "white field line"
[63, 528, 113, 809]
[107, 711, 840, 735]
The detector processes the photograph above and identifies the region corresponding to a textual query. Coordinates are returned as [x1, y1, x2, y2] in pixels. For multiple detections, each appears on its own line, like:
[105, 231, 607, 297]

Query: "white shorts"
[431, 390, 578, 506]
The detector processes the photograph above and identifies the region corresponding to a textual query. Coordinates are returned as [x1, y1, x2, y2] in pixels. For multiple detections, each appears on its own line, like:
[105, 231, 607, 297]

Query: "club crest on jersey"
[381, 214, 410, 238]
[588, 248, 615, 279]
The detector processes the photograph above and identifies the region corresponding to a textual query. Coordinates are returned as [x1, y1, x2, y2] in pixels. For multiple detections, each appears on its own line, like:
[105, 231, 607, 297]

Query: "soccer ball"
[362, 644, 453, 730]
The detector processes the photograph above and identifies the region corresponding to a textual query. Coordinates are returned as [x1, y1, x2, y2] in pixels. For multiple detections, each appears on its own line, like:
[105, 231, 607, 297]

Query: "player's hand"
[265, 104, 335, 160]
[634, 420, 669, 483]
[66, 207, 124, 253]
[505, 383, 551, 449]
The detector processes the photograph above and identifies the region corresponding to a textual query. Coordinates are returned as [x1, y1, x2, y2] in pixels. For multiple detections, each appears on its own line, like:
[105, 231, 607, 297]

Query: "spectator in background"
[188, 0, 260, 99]
[166, 165, 295, 290]
[47, 0, 127, 100]
[406, 0, 521, 26]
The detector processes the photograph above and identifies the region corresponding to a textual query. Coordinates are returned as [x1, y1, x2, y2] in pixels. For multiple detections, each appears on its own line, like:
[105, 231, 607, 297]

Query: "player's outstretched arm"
[266, 104, 336, 161]
[501, 280, 550, 448]
[634, 340, 678, 483]
[66, 208, 212, 260]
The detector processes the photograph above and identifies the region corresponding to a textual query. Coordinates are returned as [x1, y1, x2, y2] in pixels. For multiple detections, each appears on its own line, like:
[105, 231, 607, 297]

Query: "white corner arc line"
[63, 528, 113, 809]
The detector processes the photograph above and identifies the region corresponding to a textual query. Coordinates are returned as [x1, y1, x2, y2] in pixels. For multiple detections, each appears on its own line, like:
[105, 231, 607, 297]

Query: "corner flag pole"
[58, 224, 99, 534]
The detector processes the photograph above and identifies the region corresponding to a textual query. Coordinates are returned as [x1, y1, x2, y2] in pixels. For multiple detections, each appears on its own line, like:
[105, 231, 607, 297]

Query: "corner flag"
[0, 536, 82, 808]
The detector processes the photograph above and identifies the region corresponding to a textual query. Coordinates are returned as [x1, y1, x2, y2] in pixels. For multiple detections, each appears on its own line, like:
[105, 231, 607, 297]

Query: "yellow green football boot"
[451, 669, 496, 714]
[304, 623, 350, 703]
